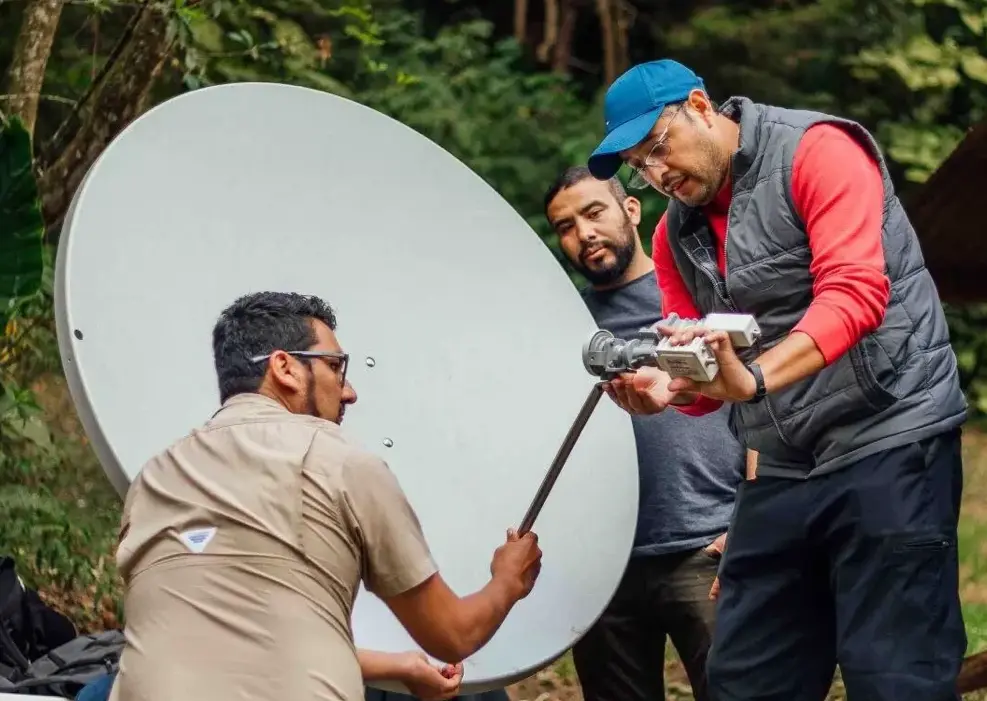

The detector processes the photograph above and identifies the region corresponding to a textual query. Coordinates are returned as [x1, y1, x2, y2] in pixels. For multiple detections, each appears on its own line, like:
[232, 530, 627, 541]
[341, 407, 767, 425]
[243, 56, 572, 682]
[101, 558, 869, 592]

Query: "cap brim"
[587, 108, 662, 180]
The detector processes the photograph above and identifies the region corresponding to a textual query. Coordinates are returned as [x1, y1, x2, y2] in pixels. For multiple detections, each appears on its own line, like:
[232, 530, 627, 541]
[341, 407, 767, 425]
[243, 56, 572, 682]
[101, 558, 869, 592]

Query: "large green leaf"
[0, 118, 44, 331]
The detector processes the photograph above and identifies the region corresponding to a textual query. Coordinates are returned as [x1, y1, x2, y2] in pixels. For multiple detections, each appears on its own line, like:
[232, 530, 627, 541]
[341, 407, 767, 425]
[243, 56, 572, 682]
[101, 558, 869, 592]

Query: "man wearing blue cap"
[590, 59, 968, 701]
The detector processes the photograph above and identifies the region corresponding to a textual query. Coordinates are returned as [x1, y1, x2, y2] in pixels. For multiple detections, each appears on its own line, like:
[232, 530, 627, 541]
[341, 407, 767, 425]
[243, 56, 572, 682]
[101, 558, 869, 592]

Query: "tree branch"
[0, 93, 77, 108]
[37, 0, 175, 233]
[4, 0, 66, 138]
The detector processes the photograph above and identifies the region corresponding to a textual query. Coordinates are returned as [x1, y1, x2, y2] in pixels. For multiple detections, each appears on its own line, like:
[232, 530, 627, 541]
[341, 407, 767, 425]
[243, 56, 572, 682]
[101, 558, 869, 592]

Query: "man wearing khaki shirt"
[108, 291, 542, 701]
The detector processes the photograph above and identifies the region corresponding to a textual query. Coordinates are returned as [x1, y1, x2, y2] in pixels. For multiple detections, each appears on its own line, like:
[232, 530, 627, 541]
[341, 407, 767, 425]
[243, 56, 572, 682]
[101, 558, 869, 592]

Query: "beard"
[304, 367, 343, 424]
[304, 369, 319, 418]
[575, 213, 637, 286]
[664, 134, 730, 207]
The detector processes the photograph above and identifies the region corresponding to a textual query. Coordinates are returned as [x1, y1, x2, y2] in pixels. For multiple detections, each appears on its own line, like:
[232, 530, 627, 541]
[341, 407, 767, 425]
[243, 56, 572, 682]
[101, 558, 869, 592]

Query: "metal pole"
[517, 381, 606, 535]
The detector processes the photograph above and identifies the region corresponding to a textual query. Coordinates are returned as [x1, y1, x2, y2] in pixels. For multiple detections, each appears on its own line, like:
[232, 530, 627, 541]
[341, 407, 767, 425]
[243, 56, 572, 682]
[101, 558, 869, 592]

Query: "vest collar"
[719, 95, 762, 183]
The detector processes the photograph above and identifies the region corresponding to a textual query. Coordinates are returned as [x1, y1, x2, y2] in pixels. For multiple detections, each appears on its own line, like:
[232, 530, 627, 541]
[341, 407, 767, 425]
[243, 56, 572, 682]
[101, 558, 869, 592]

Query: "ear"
[266, 350, 306, 393]
[624, 195, 642, 227]
[687, 89, 715, 125]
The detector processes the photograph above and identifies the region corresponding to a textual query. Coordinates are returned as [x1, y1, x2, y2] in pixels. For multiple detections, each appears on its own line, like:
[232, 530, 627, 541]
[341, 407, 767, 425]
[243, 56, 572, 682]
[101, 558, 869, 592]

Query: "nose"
[574, 219, 598, 243]
[342, 381, 357, 404]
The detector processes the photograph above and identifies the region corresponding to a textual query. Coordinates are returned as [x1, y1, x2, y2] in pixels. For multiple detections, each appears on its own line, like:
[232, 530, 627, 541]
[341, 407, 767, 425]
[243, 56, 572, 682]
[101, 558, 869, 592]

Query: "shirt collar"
[211, 391, 287, 419]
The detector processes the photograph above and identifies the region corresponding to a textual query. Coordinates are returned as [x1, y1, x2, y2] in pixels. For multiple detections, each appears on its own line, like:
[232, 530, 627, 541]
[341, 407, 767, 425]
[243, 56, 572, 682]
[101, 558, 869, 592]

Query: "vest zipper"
[704, 202, 795, 448]
[721, 201, 732, 307]
[680, 211, 736, 312]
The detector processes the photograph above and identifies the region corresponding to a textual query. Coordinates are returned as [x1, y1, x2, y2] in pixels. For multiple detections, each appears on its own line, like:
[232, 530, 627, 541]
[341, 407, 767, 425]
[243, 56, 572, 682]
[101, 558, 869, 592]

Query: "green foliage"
[0, 270, 121, 628]
[173, 0, 387, 94]
[660, 0, 867, 113]
[0, 401, 123, 629]
[0, 117, 44, 337]
[844, 0, 987, 184]
[352, 13, 603, 252]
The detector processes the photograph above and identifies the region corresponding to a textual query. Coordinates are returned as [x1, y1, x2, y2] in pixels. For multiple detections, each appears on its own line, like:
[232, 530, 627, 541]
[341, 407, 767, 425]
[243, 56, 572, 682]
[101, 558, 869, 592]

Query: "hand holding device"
[583, 312, 761, 384]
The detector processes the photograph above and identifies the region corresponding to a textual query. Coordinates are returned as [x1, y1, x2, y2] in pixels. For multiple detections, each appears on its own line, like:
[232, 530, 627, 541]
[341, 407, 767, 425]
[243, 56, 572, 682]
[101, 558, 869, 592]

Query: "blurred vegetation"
[3, 0, 987, 697]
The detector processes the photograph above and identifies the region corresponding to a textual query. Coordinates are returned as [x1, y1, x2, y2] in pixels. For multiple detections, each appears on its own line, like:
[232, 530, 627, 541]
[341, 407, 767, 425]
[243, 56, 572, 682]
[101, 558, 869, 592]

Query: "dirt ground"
[505, 655, 695, 701]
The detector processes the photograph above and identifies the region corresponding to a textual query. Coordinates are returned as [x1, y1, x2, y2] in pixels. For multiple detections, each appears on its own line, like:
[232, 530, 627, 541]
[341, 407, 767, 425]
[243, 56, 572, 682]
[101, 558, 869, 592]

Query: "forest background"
[4, 0, 987, 698]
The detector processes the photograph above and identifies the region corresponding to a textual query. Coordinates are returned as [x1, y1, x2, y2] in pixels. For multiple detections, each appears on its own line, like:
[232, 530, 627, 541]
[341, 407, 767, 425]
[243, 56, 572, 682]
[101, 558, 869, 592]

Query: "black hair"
[542, 166, 628, 220]
[212, 291, 338, 403]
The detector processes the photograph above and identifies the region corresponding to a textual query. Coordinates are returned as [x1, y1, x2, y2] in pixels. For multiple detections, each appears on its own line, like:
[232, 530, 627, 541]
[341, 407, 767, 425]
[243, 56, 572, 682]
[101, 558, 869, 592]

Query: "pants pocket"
[836, 530, 965, 700]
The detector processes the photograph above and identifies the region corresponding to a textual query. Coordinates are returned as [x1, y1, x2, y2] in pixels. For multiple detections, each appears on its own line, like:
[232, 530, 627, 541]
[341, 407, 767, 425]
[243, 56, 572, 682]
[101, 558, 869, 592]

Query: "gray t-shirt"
[581, 270, 745, 557]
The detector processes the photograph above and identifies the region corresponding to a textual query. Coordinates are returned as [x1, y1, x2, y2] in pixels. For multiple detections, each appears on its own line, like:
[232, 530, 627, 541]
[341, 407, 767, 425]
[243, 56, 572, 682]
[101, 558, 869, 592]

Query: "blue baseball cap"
[587, 60, 705, 180]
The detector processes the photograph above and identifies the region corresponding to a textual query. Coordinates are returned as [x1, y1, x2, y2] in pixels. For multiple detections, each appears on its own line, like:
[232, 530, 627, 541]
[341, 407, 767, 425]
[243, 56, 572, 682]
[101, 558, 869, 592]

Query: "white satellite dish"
[53, 83, 638, 694]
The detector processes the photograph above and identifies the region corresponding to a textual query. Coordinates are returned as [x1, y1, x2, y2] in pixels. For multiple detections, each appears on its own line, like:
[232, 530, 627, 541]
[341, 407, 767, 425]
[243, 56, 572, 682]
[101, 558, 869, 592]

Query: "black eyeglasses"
[251, 350, 349, 387]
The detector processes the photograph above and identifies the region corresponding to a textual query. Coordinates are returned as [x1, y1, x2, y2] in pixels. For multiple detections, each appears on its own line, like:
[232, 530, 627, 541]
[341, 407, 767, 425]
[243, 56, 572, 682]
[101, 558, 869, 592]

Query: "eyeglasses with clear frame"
[626, 105, 684, 191]
[251, 350, 349, 387]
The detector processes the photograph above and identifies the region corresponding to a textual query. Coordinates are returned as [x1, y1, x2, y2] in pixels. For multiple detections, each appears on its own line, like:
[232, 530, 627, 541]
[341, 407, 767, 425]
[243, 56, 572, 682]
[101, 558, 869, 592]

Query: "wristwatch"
[746, 362, 766, 404]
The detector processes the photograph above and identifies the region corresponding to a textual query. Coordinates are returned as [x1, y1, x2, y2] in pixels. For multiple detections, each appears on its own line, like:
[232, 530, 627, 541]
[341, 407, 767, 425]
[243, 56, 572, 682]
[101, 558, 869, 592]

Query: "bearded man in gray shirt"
[544, 166, 748, 701]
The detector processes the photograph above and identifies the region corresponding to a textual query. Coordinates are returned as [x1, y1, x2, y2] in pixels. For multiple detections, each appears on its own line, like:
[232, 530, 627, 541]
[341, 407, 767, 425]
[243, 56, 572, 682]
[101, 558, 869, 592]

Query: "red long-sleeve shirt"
[652, 123, 891, 416]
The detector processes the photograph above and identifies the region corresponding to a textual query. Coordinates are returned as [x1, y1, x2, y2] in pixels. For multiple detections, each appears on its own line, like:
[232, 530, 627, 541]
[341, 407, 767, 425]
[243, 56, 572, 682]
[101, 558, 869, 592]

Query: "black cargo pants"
[572, 547, 720, 701]
[707, 428, 966, 701]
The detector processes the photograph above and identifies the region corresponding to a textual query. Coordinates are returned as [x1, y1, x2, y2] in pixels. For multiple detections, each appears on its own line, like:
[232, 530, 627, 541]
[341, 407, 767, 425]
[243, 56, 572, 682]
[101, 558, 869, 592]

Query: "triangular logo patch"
[179, 527, 217, 554]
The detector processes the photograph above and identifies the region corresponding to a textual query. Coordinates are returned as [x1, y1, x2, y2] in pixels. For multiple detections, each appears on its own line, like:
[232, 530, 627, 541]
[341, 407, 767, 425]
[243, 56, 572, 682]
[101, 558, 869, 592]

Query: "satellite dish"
[54, 83, 638, 694]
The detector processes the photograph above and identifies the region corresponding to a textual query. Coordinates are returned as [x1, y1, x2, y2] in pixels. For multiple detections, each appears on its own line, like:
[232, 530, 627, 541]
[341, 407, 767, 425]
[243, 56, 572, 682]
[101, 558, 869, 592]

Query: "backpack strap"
[0, 615, 31, 675]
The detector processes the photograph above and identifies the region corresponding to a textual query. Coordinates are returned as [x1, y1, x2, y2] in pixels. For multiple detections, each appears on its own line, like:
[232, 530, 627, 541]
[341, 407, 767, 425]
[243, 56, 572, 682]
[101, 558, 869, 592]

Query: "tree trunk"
[37, 1, 175, 232]
[514, 0, 529, 46]
[537, 0, 559, 64]
[136, 55, 170, 116]
[613, 0, 634, 79]
[596, 0, 617, 85]
[552, 0, 577, 74]
[4, 0, 66, 138]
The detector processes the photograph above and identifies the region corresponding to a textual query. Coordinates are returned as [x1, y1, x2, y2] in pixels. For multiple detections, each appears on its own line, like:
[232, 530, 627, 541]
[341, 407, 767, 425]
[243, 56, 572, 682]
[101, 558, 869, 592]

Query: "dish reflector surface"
[54, 83, 638, 693]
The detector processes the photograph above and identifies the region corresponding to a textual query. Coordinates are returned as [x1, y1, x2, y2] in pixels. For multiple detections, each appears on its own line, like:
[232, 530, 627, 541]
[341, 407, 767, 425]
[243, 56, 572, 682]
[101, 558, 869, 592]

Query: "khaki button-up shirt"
[109, 393, 437, 701]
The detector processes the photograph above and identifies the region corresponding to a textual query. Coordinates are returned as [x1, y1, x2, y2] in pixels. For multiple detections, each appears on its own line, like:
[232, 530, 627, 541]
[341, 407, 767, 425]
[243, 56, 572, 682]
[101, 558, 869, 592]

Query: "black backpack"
[0, 555, 124, 697]
[0, 556, 77, 678]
